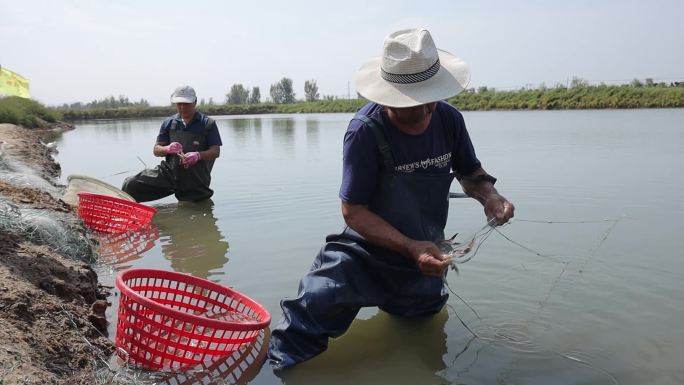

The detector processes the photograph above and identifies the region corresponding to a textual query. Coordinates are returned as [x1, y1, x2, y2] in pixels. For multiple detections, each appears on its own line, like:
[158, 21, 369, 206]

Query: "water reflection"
[231, 118, 250, 130]
[226, 118, 251, 149]
[96, 224, 160, 268]
[116, 329, 269, 385]
[153, 200, 229, 280]
[305, 118, 319, 132]
[171, 329, 268, 385]
[305, 118, 319, 153]
[272, 117, 295, 132]
[279, 310, 448, 385]
[272, 118, 295, 143]
[222, 117, 264, 149]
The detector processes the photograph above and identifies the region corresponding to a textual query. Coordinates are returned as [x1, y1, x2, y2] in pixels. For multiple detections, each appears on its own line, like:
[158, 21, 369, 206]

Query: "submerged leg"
[268, 239, 382, 369]
[121, 162, 175, 202]
[381, 274, 448, 318]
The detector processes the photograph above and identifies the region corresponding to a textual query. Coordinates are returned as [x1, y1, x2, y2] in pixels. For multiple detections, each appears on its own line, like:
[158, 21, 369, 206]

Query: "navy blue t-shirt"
[339, 101, 481, 205]
[156, 111, 223, 147]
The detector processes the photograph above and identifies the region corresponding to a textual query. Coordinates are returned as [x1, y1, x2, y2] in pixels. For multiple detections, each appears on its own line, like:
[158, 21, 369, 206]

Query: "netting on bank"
[0, 145, 62, 197]
[0, 147, 97, 263]
[0, 198, 97, 263]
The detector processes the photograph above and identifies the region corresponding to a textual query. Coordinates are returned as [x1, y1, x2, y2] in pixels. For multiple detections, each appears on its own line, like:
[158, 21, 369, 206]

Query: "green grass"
[448, 84, 684, 110]
[0, 96, 61, 128]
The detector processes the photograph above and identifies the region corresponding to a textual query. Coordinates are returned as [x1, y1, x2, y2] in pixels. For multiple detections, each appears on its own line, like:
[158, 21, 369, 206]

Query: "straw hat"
[356, 28, 470, 108]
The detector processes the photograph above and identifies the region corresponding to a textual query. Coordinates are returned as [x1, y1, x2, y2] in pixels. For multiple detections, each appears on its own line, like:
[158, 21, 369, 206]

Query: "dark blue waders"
[268, 114, 457, 369]
[122, 119, 216, 203]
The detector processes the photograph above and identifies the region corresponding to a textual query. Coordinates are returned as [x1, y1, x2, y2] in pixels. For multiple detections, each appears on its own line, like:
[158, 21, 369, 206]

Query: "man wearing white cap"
[268, 28, 514, 368]
[122, 85, 222, 202]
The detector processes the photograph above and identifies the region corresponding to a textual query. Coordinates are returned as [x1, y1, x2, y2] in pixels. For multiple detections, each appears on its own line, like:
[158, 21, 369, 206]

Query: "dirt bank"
[0, 123, 114, 384]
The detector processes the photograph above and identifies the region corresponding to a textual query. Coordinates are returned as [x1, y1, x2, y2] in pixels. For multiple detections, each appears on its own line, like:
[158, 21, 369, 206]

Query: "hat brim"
[170, 97, 196, 104]
[355, 49, 470, 108]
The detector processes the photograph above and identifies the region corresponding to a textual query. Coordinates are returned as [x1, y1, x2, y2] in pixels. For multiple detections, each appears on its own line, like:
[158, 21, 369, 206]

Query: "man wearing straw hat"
[122, 85, 222, 202]
[268, 28, 515, 368]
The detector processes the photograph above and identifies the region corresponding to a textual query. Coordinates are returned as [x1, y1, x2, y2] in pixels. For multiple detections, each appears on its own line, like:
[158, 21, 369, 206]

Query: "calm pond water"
[56, 109, 684, 385]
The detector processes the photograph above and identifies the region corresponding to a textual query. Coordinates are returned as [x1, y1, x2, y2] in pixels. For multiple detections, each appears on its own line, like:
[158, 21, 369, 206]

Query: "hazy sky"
[2, 0, 683, 106]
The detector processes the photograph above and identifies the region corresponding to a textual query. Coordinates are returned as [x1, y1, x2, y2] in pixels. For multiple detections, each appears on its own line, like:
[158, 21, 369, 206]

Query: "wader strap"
[437, 105, 457, 168]
[203, 116, 215, 137]
[353, 113, 395, 171]
[440, 107, 454, 149]
[170, 119, 178, 133]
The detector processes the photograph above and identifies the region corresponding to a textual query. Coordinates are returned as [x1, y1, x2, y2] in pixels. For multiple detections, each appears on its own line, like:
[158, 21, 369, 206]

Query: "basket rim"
[77, 192, 157, 214]
[115, 268, 270, 331]
[67, 174, 136, 202]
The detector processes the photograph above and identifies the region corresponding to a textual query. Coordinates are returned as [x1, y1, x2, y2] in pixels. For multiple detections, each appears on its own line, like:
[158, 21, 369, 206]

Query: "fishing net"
[0, 145, 62, 196]
[0, 199, 96, 263]
[438, 218, 498, 273]
[0, 141, 98, 262]
[441, 217, 623, 385]
[0, 167, 61, 197]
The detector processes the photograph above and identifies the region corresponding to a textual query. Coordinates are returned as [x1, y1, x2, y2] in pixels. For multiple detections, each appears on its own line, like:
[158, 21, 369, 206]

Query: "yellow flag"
[0, 67, 31, 98]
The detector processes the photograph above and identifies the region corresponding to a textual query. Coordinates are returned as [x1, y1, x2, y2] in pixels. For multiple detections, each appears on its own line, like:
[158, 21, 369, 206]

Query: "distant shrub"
[448, 84, 684, 110]
[0, 96, 61, 128]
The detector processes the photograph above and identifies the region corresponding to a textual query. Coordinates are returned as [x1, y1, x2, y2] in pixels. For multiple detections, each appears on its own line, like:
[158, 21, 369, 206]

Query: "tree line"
[51, 78, 325, 110]
[51, 76, 684, 113]
[224, 78, 321, 105]
[4, 77, 682, 124]
[58, 95, 150, 109]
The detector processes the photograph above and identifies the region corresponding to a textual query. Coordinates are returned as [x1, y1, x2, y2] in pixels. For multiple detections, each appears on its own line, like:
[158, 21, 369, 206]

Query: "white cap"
[170, 85, 197, 103]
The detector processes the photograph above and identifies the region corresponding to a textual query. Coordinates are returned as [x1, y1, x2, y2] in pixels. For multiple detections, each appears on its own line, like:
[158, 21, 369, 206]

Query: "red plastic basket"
[77, 192, 156, 233]
[115, 268, 271, 371]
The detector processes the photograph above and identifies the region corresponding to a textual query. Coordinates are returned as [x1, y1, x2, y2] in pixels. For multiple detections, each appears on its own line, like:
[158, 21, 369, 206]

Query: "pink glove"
[164, 142, 183, 155]
[182, 151, 201, 167]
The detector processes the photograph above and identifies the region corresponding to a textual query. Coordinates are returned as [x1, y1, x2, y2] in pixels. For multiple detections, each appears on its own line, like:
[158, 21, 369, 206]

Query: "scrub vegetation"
[450, 81, 684, 110]
[0, 96, 61, 128]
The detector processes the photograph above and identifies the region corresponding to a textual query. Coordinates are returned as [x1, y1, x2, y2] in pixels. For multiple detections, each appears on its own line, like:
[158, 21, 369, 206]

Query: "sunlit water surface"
[56, 109, 684, 385]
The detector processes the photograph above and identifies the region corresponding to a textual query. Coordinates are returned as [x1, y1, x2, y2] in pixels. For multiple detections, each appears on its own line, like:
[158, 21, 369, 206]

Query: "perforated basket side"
[77, 192, 156, 233]
[114, 269, 270, 371]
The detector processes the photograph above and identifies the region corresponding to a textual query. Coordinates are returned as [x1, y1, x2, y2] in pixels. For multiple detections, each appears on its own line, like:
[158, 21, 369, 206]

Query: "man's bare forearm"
[341, 202, 414, 259]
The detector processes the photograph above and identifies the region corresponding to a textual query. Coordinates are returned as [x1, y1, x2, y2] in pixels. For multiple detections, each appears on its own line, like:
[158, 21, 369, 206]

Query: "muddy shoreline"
[0, 123, 114, 384]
